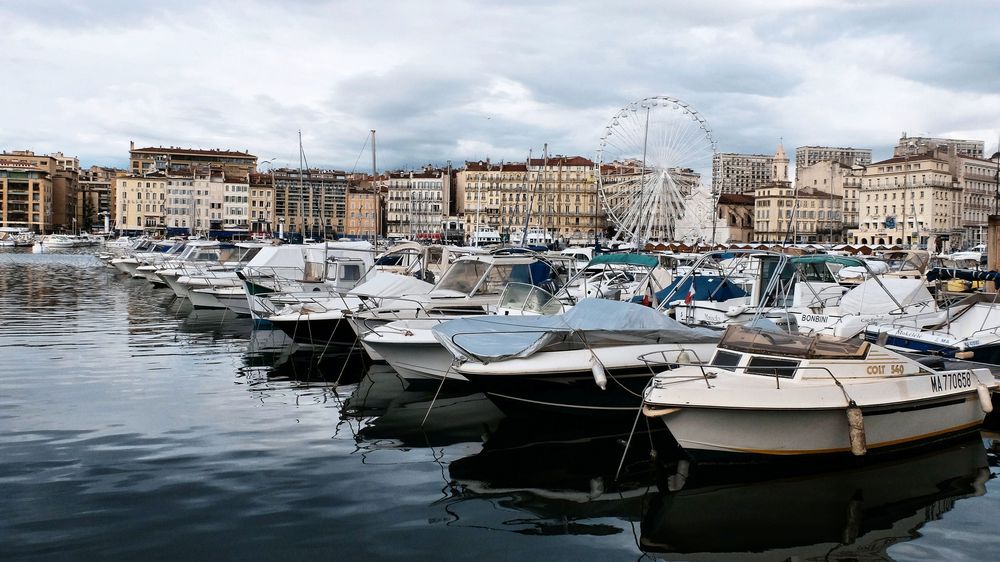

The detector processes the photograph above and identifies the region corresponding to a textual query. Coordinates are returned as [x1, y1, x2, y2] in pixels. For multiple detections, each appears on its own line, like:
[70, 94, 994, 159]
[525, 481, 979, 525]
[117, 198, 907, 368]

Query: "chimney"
[130, 140, 135, 151]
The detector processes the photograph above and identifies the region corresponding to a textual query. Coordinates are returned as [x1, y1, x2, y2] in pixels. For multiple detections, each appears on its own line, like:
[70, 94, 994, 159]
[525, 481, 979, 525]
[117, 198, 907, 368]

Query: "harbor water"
[3, 249, 1000, 560]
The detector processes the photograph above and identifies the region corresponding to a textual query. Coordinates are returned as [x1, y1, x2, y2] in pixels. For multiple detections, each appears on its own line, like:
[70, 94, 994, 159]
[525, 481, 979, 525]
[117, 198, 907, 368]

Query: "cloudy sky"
[2, 0, 1000, 174]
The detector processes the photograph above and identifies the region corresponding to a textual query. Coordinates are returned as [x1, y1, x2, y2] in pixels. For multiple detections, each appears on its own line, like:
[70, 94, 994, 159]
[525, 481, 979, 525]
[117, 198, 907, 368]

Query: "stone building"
[712, 144, 786, 195]
[272, 168, 346, 239]
[754, 182, 843, 243]
[794, 146, 872, 170]
[795, 160, 864, 238]
[460, 156, 601, 244]
[129, 142, 257, 179]
[0, 150, 79, 233]
[893, 134, 984, 159]
[850, 154, 963, 251]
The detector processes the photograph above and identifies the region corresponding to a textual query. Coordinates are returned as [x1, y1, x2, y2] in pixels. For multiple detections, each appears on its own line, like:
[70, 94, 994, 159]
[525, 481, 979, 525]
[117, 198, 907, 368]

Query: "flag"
[684, 279, 696, 305]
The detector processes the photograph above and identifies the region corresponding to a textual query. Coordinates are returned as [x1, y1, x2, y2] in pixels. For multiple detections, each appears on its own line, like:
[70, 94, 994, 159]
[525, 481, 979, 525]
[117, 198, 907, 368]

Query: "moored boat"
[642, 324, 998, 462]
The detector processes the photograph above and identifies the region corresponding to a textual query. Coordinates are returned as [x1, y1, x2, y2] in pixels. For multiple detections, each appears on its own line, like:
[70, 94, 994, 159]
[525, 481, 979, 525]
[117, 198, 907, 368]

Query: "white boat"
[432, 299, 720, 417]
[362, 253, 673, 383]
[642, 323, 998, 461]
[469, 227, 501, 246]
[864, 292, 1000, 363]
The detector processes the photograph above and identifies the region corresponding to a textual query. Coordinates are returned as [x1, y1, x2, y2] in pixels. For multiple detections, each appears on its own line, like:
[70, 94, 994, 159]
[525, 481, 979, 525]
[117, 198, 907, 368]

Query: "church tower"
[773, 141, 789, 181]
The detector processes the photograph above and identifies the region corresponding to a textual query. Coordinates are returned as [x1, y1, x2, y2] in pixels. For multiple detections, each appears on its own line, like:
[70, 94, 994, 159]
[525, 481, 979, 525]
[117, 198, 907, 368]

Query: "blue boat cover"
[655, 276, 748, 304]
[432, 298, 720, 364]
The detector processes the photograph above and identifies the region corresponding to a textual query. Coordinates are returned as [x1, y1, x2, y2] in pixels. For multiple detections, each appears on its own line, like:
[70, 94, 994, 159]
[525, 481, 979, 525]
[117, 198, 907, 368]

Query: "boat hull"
[270, 315, 358, 347]
[649, 393, 986, 462]
[457, 345, 714, 419]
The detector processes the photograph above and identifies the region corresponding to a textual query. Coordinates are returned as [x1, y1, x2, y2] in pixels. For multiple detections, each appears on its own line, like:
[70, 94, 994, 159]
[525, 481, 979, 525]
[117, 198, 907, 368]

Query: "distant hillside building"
[794, 146, 872, 170]
[893, 134, 984, 159]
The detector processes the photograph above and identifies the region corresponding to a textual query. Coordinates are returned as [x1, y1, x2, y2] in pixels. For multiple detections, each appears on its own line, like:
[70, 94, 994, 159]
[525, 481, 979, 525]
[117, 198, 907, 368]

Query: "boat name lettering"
[896, 330, 923, 339]
[930, 371, 973, 392]
[801, 314, 828, 323]
[866, 364, 904, 375]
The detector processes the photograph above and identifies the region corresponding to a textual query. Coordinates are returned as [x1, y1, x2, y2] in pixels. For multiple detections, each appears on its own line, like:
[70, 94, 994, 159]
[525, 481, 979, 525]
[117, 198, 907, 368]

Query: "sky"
[2, 0, 1000, 175]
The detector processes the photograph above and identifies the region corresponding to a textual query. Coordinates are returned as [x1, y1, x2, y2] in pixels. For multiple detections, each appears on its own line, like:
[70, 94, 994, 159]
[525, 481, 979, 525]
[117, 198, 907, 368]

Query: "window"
[746, 356, 800, 378]
[711, 350, 741, 370]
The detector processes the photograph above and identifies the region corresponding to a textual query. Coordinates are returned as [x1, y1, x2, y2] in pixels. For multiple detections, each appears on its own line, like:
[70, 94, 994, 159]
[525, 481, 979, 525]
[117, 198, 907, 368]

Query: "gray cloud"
[1, 0, 999, 172]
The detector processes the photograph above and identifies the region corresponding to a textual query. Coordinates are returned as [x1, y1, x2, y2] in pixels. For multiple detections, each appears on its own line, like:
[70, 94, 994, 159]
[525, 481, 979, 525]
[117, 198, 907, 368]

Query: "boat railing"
[640, 356, 844, 391]
[352, 294, 490, 336]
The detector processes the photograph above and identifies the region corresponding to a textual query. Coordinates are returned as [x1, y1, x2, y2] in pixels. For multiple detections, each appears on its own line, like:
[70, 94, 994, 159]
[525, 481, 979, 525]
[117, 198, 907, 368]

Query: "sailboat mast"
[298, 130, 305, 240]
[521, 145, 546, 246]
[371, 129, 378, 244]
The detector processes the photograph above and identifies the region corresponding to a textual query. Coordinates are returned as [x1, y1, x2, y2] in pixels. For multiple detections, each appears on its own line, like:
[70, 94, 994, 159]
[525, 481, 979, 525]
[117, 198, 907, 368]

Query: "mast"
[521, 146, 545, 246]
[371, 129, 378, 245]
[297, 130, 304, 241]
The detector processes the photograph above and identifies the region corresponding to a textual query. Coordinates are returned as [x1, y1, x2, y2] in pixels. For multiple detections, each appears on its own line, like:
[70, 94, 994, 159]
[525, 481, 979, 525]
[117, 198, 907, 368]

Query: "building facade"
[345, 188, 378, 238]
[0, 150, 80, 233]
[117, 173, 167, 233]
[794, 146, 872, 170]
[461, 156, 601, 244]
[712, 145, 784, 194]
[795, 160, 864, 238]
[850, 154, 963, 250]
[893, 134, 984, 159]
[754, 182, 843, 243]
[79, 166, 122, 232]
[248, 173, 276, 235]
[272, 168, 347, 240]
[129, 142, 257, 179]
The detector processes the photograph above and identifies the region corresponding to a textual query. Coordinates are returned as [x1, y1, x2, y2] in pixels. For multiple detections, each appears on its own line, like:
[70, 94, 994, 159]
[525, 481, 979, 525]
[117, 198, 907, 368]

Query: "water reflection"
[344, 366, 504, 448]
[641, 436, 992, 559]
[439, 419, 665, 537]
[240, 329, 370, 386]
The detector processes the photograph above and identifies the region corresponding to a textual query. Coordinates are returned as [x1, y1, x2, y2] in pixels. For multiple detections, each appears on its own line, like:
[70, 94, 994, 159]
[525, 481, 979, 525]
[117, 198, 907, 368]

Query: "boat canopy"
[657, 275, 748, 304]
[347, 272, 435, 298]
[790, 255, 865, 268]
[589, 253, 659, 268]
[719, 324, 870, 359]
[926, 268, 1000, 282]
[432, 298, 719, 363]
[837, 278, 932, 315]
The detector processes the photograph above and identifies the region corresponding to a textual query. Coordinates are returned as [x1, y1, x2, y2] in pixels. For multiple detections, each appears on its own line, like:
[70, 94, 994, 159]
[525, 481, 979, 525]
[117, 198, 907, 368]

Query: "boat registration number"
[930, 371, 974, 392]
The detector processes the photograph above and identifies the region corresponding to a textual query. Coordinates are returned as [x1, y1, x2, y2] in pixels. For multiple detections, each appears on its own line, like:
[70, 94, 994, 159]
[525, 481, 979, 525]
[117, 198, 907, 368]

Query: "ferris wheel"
[596, 96, 717, 245]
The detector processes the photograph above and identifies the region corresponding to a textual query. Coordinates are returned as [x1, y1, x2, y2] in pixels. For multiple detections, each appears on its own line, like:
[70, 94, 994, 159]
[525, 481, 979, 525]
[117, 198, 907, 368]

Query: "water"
[2, 249, 1000, 560]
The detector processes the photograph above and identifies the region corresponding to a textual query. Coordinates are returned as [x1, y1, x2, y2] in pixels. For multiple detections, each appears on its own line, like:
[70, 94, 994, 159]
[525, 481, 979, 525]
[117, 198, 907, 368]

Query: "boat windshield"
[719, 325, 869, 359]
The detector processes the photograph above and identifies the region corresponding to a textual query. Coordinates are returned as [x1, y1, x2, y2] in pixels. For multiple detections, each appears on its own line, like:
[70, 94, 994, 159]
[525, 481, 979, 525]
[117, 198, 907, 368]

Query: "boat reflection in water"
[440, 418, 670, 537]
[641, 435, 992, 560]
[343, 365, 505, 448]
[240, 328, 370, 386]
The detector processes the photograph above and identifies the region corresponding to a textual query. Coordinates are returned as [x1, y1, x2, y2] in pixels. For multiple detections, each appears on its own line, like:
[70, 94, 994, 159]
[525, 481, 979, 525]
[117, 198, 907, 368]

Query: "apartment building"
[0, 150, 79, 233]
[117, 173, 167, 233]
[850, 154, 963, 250]
[712, 144, 787, 195]
[893, 134, 984, 159]
[753, 182, 843, 243]
[795, 146, 872, 170]
[796, 160, 864, 236]
[272, 168, 347, 239]
[79, 166, 123, 232]
[460, 156, 600, 243]
[129, 142, 257, 179]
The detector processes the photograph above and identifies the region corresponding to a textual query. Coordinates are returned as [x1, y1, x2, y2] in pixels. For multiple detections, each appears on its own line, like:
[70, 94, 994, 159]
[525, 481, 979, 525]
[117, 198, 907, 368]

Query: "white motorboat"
[864, 291, 1000, 363]
[433, 298, 720, 417]
[642, 324, 998, 461]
